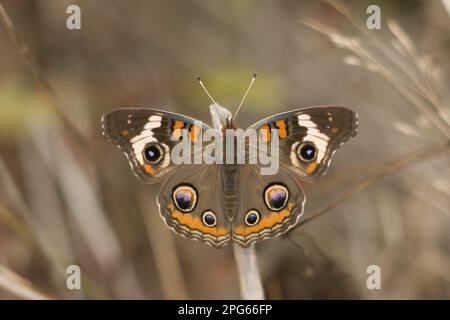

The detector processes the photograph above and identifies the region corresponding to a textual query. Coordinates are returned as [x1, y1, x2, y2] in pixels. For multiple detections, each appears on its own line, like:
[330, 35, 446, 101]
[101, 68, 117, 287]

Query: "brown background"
[0, 0, 449, 299]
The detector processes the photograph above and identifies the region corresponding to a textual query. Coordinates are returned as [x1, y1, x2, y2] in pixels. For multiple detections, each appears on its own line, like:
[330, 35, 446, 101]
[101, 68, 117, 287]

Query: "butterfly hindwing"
[156, 164, 231, 248]
[231, 164, 306, 247]
[156, 163, 306, 248]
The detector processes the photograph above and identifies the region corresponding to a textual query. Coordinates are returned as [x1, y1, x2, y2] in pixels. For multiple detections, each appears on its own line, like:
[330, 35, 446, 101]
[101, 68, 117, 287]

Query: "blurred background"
[0, 0, 449, 299]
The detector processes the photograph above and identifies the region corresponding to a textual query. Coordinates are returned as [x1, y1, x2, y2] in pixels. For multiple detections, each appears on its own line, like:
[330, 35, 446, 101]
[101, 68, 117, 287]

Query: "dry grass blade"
[0, 1, 88, 148]
[301, 0, 450, 141]
[443, 0, 450, 16]
[233, 244, 264, 299]
[299, 142, 450, 227]
[45, 136, 122, 273]
[139, 193, 189, 299]
[299, 0, 450, 229]
[0, 1, 55, 95]
[0, 265, 52, 300]
[0, 204, 33, 243]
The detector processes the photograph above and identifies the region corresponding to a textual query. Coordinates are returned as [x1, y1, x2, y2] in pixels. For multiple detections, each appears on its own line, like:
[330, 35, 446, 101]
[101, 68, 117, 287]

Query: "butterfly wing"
[232, 164, 306, 247]
[156, 164, 231, 248]
[246, 106, 358, 182]
[103, 106, 357, 248]
[102, 108, 212, 183]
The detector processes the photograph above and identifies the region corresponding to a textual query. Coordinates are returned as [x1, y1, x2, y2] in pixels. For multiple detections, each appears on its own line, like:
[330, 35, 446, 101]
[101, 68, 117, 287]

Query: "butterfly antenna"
[196, 76, 217, 105]
[232, 73, 257, 121]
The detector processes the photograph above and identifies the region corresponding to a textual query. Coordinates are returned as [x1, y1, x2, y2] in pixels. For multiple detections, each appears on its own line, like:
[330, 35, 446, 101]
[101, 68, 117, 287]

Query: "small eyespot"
[245, 209, 260, 227]
[202, 211, 217, 227]
[172, 185, 197, 213]
[264, 184, 289, 211]
[143, 143, 163, 164]
[297, 142, 317, 162]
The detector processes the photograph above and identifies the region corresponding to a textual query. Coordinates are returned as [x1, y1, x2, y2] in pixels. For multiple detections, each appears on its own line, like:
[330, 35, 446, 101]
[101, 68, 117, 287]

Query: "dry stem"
[299, 142, 450, 227]
[0, 265, 52, 300]
[233, 244, 264, 299]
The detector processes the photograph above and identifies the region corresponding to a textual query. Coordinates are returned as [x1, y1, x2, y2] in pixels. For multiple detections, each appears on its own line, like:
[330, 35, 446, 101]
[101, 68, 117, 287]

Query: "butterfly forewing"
[102, 108, 212, 183]
[246, 106, 358, 182]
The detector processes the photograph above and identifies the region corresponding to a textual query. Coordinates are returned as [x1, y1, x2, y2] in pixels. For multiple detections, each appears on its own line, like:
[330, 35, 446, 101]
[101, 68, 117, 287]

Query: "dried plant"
[298, 0, 450, 226]
[0, 0, 448, 300]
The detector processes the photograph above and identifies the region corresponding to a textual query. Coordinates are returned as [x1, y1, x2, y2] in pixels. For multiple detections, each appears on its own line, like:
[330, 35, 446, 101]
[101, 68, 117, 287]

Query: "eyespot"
[143, 143, 164, 164]
[297, 142, 317, 162]
[172, 185, 197, 213]
[202, 210, 217, 227]
[264, 183, 289, 211]
[244, 209, 260, 227]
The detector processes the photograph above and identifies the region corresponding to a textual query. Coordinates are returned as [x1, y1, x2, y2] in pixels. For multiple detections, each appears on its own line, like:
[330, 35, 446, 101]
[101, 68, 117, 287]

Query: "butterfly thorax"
[221, 164, 239, 222]
[221, 121, 240, 222]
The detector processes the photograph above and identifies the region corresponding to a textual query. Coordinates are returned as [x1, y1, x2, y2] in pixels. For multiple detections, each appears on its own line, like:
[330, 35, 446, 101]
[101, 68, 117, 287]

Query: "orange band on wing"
[275, 120, 288, 138]
[144, 164, 156, 175]
[168, 204, 228, 237]
[121, 129, 129, 137]
[234, 202, 294, 236]
[189, 125, 200, 142]
[305, 162, 317, 174]
[172, 120, 185, 140]
[260, 124, 271, 142]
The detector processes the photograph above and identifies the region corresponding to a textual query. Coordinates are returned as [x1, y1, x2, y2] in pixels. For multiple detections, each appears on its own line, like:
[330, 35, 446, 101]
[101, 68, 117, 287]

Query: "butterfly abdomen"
[221, 164, 239, 222]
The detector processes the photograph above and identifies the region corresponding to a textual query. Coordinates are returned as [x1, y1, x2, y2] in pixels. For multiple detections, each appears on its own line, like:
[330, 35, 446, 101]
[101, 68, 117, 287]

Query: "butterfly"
[101, 76, 358, 248]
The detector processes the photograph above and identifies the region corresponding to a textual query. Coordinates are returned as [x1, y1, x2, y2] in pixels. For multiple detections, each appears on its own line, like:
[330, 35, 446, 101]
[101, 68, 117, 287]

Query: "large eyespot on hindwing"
[201, 210, 217, 227]
[143, 142, 164, 164]
[244, 209, 260, 227]
[264, 183, 289, 212]
[172, 184, 198, 213]
[296, 142, 317, 163]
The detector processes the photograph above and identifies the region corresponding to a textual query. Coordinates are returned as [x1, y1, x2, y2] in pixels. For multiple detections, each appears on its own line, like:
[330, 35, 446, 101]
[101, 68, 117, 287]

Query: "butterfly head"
[198, 73, 257, 131]
[224, 117, 237, 131]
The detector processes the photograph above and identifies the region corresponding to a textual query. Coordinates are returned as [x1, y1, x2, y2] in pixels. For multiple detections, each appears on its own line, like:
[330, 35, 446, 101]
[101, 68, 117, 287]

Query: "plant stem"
[0, 265, 52, 300]
[0, 1, 88, 149]
[233, 244, 265, 299]
[299, 141, 450, 227]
